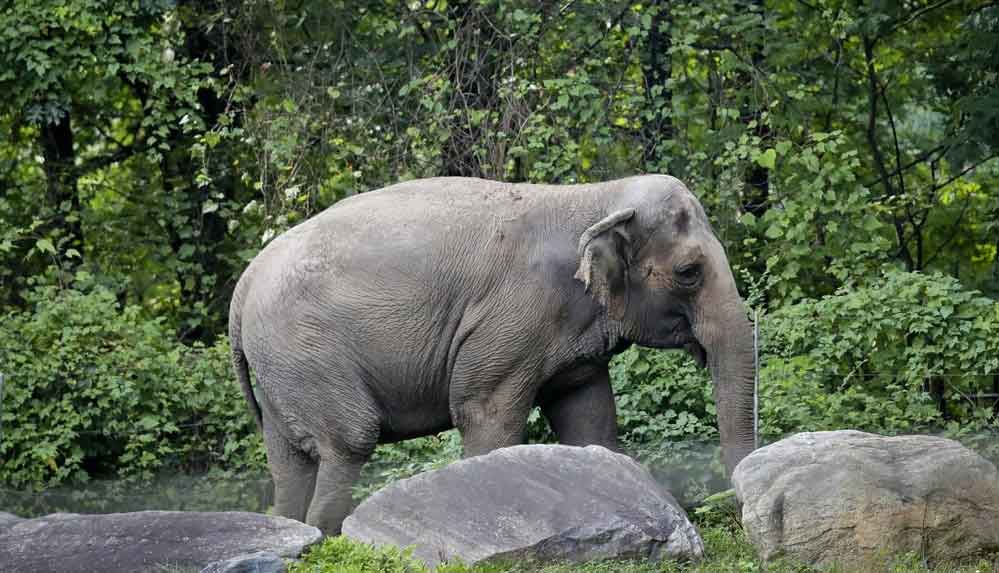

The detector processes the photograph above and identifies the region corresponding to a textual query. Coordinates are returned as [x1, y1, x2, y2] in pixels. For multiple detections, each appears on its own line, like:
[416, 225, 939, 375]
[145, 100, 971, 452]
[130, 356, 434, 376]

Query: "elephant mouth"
[643, 314, 707, 368]
[672, 318, 708, 368]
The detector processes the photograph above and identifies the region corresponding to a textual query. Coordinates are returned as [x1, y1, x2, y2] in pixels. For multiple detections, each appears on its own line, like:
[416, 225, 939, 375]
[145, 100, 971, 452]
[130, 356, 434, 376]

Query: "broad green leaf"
[755, 148, 777, 170]
[35, 238, 55, 255]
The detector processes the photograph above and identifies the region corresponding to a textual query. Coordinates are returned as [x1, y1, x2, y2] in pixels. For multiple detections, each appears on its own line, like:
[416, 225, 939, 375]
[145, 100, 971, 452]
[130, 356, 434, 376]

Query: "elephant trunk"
[692, 278, 756, 477]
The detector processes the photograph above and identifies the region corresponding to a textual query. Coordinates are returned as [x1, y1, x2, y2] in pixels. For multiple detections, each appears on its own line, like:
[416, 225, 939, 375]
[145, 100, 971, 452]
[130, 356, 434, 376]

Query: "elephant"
[229, 174, 755, 535]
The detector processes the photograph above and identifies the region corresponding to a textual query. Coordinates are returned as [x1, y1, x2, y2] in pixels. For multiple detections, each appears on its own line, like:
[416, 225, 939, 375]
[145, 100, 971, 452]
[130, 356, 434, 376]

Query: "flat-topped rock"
[733, 430, 999, 568]
[343, 444, 704, 569]
[0, 510, 320, 573]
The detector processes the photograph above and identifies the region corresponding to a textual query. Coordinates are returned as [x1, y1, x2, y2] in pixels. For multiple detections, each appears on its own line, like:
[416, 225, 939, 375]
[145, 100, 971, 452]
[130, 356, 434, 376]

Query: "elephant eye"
[674, 263, 702, 285]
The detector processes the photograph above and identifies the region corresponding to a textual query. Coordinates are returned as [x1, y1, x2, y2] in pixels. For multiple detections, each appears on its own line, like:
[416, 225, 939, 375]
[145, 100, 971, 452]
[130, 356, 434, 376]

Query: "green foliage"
[352, 431, 463, 501]
[760, 270, 999, 443]
[3, 0, 998, 333]
[0, 0, 205, 125]
[0, 283, 264, 489]
[692, 489, 741, 531]
[288, 536, 428, 573]
[744, 131, 894, 304]
[611, 346, 717, 445]
[0, 0, 251, 340]
[609, 346, 727, 502]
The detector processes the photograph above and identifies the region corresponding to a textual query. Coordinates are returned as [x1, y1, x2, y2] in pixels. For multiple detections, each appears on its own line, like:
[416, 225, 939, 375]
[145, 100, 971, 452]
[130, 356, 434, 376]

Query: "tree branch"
[823, 40, 842, 132]
[876, 0, 958, 43]
[865, 141, 953, 191]
[564, 1, 632, 73]
[877, 74, 906, 197]
[864, 35, 917, 270]
[75, 141, 148, 177]
[929, 153, 999, 195]
[863, 37, 894, 198]
[923, 191, 974, 268]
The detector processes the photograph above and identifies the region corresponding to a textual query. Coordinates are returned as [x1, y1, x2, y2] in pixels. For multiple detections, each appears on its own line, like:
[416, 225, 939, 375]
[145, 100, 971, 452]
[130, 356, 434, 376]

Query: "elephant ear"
[574, 208, 636, 321]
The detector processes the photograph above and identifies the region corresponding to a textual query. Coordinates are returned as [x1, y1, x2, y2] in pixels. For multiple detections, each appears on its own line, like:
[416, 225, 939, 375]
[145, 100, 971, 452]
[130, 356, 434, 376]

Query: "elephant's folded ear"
[574, 209, 635, 321]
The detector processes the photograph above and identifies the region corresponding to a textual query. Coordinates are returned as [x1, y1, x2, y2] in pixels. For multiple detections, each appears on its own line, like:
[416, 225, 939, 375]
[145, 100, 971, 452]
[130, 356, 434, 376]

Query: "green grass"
[287, 526, 999, 573]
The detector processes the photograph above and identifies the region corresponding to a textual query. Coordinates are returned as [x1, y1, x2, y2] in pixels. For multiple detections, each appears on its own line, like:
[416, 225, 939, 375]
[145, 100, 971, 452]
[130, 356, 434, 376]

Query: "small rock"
[733, 430, 999, 568]
[0, 510, 321, 573]
[343, 444, 704, 569]
[199, 551, 286, 573]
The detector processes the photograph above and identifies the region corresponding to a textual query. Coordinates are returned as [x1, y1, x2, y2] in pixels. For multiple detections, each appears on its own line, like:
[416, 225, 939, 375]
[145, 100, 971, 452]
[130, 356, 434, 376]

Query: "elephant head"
[576, 176, 755, 475]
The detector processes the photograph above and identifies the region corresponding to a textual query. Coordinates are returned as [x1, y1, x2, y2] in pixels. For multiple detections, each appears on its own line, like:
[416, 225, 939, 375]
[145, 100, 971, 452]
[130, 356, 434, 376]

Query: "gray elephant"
[229, 175, 755, 534]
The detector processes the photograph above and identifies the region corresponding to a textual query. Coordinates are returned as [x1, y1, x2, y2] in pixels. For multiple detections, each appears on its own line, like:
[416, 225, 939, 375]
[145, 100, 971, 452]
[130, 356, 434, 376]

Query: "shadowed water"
[0, 473, 275, 519]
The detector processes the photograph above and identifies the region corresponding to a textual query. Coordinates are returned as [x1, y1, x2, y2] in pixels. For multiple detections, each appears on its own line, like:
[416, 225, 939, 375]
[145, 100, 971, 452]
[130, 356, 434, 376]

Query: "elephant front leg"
[540, 367, 619, 450]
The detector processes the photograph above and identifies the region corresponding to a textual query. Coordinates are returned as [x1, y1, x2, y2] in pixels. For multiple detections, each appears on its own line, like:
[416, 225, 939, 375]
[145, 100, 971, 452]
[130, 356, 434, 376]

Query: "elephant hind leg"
[263, 424, 318, 523]
[306, 447, 371, 535]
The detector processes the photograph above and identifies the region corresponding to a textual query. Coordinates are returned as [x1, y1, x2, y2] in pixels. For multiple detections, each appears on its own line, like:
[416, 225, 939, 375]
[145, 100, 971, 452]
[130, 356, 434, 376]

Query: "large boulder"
[343, 444, 704, 569]
[733, 430, 999, 568]
[0, 511, 321, 573]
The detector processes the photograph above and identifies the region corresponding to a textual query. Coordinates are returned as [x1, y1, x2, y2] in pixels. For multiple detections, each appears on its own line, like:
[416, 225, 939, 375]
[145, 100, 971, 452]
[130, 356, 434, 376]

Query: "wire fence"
[0, 372, 4, 448]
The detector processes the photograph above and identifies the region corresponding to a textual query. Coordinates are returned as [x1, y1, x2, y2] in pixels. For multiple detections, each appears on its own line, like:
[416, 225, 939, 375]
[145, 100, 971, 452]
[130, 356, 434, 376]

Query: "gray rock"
[0, 511, 24, 531]
[0, 510, 321, 573]
[199, 551, 287, 573]
[733, 430, 999, 568]
[343, 444, 703, 569]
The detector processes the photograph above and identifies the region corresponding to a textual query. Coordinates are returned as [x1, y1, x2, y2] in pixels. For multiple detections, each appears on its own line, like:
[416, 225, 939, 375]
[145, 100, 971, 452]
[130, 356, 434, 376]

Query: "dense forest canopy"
[1, 0, 997, 489]
[2, 0, 997, 337]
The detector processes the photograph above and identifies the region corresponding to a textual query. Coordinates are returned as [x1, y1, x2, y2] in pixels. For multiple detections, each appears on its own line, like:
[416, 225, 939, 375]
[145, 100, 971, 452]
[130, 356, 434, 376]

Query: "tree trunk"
[741, 0, 769, 219]
[642, 0, 673, 170]
[156, 0, 241, 342]
[440, 2, 505, 178]
[39, 111, 84, 263]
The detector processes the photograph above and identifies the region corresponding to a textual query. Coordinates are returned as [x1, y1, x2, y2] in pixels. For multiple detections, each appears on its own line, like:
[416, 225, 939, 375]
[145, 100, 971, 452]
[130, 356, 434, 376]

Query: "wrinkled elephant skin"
[229, 175, 755, 534]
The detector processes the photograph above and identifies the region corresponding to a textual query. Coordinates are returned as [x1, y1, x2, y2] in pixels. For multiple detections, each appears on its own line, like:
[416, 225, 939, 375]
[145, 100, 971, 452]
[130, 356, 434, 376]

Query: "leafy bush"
[610, 346, 717, 445]
[610, 346, 726, 502]
[353, 430, 462, 501]
[759, 270, 999, 462]
[691, 489, 742, 531]
[0, 284, 265, 489]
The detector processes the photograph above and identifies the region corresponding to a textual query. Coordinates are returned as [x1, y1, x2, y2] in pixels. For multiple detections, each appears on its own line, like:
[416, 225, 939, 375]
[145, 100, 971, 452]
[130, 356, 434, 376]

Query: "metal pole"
[0, 372, 4, 447]
[753, 309, 760, 451]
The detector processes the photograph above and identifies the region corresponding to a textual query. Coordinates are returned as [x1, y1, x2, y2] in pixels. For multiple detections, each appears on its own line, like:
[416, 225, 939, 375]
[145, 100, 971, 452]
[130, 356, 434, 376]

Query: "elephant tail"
[229, 291, 263, 433]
